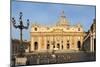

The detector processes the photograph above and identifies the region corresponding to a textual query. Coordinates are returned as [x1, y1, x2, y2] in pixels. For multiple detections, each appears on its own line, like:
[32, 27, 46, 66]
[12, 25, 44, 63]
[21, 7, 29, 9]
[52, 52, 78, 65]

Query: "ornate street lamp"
[11, 12, 29, 57]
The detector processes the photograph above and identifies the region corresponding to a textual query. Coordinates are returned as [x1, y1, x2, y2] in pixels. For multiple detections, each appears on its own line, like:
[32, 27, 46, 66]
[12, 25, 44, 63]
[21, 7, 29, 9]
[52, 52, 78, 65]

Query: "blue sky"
[11, 1, 96, 41]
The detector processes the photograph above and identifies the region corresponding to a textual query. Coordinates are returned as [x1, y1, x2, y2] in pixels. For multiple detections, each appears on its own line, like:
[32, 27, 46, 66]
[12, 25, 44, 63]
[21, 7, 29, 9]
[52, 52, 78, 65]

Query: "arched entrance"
[67, 43, 70, 49]
[34, 42, 38, 50]
[62, 45, 63, 49]
[77, 41, 81, 50]
[47, 44, 50, 49]
[57, 43, 60, 49]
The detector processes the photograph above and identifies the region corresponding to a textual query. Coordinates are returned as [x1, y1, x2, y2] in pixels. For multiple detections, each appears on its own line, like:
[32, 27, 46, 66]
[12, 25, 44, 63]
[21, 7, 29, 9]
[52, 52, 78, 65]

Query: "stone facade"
[30, 11, 85, 53]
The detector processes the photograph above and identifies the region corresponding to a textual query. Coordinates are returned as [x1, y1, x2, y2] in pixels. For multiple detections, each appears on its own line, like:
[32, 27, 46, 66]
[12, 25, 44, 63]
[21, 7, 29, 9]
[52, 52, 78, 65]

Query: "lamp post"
[11, 12, 29, 57]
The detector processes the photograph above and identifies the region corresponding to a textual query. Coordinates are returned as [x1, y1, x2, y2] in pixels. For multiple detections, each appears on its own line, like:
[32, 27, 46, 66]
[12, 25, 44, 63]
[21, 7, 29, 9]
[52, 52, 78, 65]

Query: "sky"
[11, 1, 96, 41]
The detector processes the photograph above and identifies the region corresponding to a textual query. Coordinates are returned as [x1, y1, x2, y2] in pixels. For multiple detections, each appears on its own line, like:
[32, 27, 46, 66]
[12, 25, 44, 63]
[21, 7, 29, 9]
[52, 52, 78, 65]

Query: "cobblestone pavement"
[13, 51, 95, 66]
[24, 51, 96, 65]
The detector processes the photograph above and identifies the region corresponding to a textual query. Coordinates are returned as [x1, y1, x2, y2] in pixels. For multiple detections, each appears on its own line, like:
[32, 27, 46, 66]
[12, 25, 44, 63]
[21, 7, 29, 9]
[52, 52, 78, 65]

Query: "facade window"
[34, 42, 38, 50]
[57, 43, 60, 49]
[53, 45, 55, 48]
[47, 44, 50, 49]
[78, 28, 80, 31]
[47, 40, 49, 43]
[77, 41, 81, 50]
[34, 27, 37, 31]
[62, 45, 63, 49]
[67, 43, 70, 49]
[61, 41, 63, 43]
[67, 40, 69, 42]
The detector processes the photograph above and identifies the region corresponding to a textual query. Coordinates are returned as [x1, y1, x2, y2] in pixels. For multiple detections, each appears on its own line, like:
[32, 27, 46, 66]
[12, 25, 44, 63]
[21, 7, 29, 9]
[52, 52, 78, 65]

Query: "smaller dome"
[76, 23, 82, 27]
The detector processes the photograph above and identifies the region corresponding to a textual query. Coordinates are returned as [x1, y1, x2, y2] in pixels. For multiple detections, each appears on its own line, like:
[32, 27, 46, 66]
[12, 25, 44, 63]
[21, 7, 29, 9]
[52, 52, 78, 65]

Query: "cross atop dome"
[61, 10, 66, 18]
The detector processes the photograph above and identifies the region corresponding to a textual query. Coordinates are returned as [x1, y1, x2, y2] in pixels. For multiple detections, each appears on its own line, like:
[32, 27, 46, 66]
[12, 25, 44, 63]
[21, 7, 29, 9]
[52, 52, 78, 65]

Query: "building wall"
[30, 11, 85, 53]
[30, 33, 84, 52]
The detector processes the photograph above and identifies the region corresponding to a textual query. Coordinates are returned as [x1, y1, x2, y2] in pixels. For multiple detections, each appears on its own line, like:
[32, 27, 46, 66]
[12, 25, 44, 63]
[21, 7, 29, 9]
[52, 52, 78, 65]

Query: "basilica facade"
[30, 11, 85, 53]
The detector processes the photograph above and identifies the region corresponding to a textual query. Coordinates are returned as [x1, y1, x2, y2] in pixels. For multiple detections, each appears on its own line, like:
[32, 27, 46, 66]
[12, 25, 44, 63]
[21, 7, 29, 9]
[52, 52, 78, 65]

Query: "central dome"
[56, 11, 69, 27]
